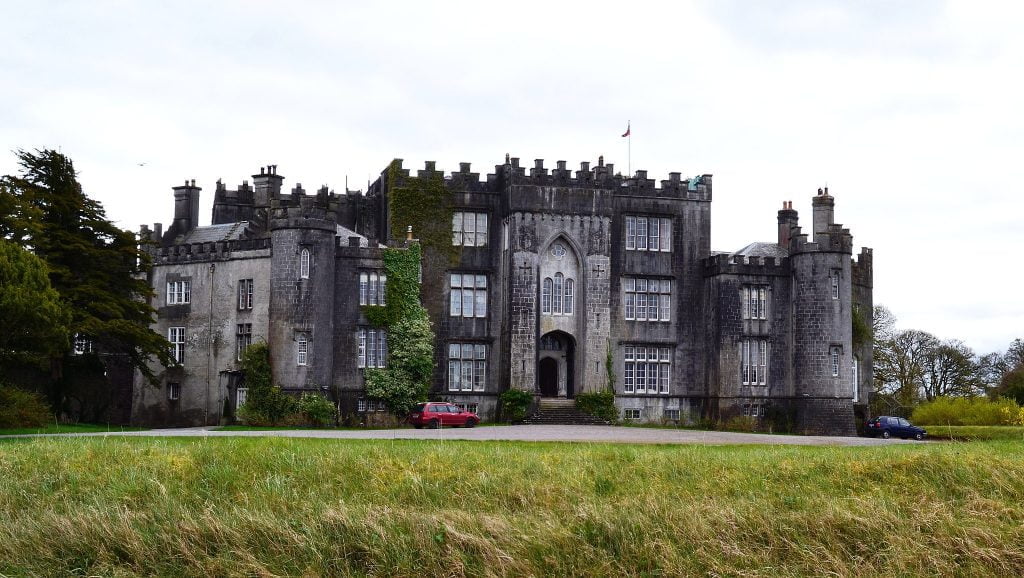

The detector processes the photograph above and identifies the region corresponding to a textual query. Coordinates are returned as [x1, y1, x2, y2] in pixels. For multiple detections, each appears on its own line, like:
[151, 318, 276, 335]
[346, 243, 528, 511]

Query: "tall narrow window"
[553, 273, 563, 315]
[236, 323, 252, 361]
[624, 278, 635, 319]
[299, 249, 310, 279]
[297, 334, 308, 366]
[476, 213, 488, 246]
[167, 383, 180, 401]
[636, 218, 648, 250]
[831, 347, 840, 376]
[542, 277, 553, 314]
[452, 213, 463, 245]
[740, 339, 768, 386]
[169, 327, 185, 364]
[741, 286, 768, 320]
[831, 270, 840, 300]
[359, 272, 387, 306]
[564, 278, 574, 315]
[357, 328, 387, 369]
[238, 279, 253, 310]
[626, 216, 637, 250]
[852, 357, 860, 402]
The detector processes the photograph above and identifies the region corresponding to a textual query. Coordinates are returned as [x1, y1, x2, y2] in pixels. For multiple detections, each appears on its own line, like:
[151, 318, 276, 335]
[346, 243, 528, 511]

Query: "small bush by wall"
[0, 385, 52, 428]
[299, 393, 337, 427]
[575, 390, 617, 423]
[911, 396, 1024, 426]
[500, 389, 533, 422]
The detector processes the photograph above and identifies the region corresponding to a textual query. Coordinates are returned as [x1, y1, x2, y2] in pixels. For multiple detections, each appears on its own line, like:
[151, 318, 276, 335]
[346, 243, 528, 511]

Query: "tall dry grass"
[1, 437, 1022, 576]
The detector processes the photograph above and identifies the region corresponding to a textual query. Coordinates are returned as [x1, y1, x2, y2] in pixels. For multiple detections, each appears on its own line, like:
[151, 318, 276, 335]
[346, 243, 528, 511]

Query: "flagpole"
[628, 120, 631, 177]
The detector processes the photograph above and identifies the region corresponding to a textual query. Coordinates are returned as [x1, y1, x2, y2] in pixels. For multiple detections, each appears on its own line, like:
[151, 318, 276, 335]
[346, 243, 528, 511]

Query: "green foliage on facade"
[364, 243, 435, 416]
[575, 390, 617, 423]
[605, 341, 616, 390]
[852, 305, 871, 349]
[385, 159, 457, 263]
[499, 388, 534, 422]
[238, 342, 297, 425]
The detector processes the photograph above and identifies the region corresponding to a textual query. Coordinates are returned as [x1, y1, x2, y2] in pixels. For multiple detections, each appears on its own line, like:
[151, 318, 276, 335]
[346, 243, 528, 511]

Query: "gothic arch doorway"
[538, 331, 576, 398]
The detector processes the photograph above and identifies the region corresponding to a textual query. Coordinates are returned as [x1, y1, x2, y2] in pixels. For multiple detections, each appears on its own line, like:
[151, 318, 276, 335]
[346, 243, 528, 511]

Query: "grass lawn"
[0, 423, 146, 436]
[1, 438, 1023, 577]
[923, 425, 1024, 441]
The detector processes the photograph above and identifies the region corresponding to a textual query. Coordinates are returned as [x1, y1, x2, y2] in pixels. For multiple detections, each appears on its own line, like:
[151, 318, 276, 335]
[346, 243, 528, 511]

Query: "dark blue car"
[865, 416, 927, 440]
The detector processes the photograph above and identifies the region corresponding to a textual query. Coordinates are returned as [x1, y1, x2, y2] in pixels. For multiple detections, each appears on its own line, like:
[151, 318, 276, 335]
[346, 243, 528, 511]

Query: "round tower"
[790, 188, 856, 436]
[268, 183, 337, 392]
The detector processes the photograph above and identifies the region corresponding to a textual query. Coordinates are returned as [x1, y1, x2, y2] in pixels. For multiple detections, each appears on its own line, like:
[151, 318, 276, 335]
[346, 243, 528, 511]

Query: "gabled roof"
[733, 242, 789, 259]
[337, 224, 382, 248]
[181, 222, 249, 244]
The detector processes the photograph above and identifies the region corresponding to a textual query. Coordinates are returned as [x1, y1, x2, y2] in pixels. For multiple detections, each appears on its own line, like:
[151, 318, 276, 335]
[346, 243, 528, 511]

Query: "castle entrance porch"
[538, 331, 575, 398]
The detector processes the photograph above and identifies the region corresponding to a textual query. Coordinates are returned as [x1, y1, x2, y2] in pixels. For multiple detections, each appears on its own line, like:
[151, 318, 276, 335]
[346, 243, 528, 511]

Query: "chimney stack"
[812, 187, 835, 237]
[778, 200, 799, 248]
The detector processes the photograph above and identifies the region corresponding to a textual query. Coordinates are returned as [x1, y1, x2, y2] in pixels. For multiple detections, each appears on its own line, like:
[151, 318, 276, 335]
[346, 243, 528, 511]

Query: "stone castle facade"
[132, 156, 872, 435]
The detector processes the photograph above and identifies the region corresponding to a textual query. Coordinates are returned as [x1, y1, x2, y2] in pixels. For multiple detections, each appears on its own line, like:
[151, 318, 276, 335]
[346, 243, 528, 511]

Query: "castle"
[132, 156, 873, 435]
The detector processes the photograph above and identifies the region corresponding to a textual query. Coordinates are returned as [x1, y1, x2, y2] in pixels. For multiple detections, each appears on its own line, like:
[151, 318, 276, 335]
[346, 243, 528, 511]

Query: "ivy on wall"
[364, 243, 435, 416]
[385, 159, 457, 265]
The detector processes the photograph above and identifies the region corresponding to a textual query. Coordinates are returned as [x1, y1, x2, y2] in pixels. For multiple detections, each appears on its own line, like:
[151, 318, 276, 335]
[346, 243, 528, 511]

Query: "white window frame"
[831, 270, 840, 300]
[359, 271, 387, 306]
[168, 327, 185, 365]
[297, 334, 308, 366]
[831, 346, 840, 377]
[167, 382, 180, 401]
[452, 212, 488, 247]
[238, 279, 253, 310]
[740, 339, 768, 386]
[236, 323, 252, 362]
[623, 277, 671, 322]
[73, 334, 93, 355]
[357, 328, 388, 369]
[299, 248, 310, 279]
[448, 343, 487, 392]
[236, 387, 247, 410]
[623, 346, 671, 394]
[741, 286, 768, 320]
[166, 280, 191, 305]
[852, 356, 860, 402]
[625, 216, 672, 252]
[449, 274, 487, 318]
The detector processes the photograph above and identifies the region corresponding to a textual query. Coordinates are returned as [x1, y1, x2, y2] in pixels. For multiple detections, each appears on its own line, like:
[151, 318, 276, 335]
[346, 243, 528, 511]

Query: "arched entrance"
[538, 331, 576, 398]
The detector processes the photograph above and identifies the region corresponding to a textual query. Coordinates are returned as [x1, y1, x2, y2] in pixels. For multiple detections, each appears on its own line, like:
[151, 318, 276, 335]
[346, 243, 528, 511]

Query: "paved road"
[7, 425, 919, 446]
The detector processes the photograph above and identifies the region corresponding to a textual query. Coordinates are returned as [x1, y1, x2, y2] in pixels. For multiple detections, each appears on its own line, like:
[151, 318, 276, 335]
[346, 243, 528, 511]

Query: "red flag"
[621, 123, 631, 137]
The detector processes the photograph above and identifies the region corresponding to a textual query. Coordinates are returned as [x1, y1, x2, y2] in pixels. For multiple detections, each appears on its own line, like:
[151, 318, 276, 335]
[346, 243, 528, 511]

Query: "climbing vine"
[385, 159, 458, 265]
[364, 243, 435, 416]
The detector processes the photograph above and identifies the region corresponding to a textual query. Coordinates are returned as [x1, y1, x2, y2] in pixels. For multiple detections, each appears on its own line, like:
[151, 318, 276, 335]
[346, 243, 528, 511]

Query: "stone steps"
[522, 398, 610, 425]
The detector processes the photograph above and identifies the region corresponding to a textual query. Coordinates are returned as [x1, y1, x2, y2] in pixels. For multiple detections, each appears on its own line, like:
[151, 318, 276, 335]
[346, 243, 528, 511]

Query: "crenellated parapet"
[383, 157, 712, 200]
[703, 253, 790, 277]
[788, 224, 854, 255]
[151, 237, 272, 265]
[852, 247, 873, 288]
[269, 184, 339, 232]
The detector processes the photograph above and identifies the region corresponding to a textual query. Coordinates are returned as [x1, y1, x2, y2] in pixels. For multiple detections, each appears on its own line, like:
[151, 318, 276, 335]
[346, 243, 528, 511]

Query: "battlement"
[788, 223, 853, 255]
[852, 247, 873, 288]
[703, 253, 789, 277]
[385, 157, 712, 200]
[151, 237, 272, 265]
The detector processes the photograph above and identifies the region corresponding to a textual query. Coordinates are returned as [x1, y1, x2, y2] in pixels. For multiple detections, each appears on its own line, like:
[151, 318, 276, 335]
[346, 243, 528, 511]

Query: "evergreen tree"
[1, 149, 172, 387]
[0, 239, 71, 358]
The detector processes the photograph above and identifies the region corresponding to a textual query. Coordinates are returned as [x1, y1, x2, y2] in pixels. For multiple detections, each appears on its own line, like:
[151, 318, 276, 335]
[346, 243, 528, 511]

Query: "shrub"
[299, 393, 337, 427]
[500, 389, 534, 422]
[575, 390, 617, 423]
[238, 342, 297, 425]
[722, 415, 758, 432]
[911, 396, 1024, 426]
[0, 385, 52, 428]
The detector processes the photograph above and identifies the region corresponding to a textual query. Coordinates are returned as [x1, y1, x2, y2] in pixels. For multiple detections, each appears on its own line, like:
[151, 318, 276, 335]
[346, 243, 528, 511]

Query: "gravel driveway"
[10, 425, 917, 446]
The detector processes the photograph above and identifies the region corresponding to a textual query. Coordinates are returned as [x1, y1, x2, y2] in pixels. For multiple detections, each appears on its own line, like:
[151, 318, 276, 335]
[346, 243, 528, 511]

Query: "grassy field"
[922, 425, 1024, 441]
[1, 438, 1023, 577]
[0, 423, 146, 436]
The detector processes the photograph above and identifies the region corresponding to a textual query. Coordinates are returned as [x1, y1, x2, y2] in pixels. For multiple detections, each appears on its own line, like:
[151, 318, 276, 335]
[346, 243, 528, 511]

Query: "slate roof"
[337, 224, 380, 248]
[182, 222, 249, 244]
[733, 242, 789, 259]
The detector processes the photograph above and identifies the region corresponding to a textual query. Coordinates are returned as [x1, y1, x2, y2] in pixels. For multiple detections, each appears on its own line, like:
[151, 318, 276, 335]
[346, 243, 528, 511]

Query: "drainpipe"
[205, 262, 216, 425]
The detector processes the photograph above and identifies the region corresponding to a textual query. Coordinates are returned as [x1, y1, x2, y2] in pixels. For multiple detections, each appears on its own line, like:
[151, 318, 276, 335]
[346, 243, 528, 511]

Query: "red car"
[408, 402, 479, 428]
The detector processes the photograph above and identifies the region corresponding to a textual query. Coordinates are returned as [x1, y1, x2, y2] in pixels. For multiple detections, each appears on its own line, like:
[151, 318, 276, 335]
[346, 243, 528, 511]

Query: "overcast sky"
[3, 1, 1022, 356]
